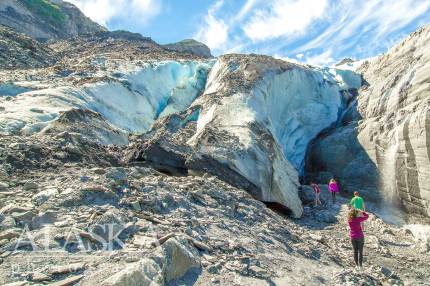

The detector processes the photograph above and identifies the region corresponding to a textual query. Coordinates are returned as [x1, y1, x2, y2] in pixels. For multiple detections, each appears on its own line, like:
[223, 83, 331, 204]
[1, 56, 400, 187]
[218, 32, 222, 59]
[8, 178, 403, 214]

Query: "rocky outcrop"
[163, 39, 212, 58]
[43, 108, 129, 145]
[0, 25, 57, 69]
[0, 0, 106, 41]
[307, 25, 430, 217]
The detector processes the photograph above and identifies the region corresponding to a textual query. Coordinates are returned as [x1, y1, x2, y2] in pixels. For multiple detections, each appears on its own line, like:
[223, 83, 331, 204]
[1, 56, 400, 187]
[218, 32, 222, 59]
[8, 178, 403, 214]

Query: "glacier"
[0, 83, 32, 97]
[191, 59, 362, 173]
[0, 60, 214, 142]
[1, 54, 362, 217]
[183, 55, 362, 217]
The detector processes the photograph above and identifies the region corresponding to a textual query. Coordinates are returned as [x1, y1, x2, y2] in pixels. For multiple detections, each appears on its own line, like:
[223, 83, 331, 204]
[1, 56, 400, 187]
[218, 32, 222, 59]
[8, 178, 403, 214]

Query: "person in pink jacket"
[348, 208, 369, 268]
[311, 182, 322, 206]
[328, 178, 339, 204]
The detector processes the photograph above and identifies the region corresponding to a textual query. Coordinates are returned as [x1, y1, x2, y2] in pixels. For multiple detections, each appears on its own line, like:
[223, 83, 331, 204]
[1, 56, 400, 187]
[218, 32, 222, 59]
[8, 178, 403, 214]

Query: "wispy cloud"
[194, 1, 229, 50]
[68, 0, 162, 27]
[193, 0, 430, 64]
[293, 0, 430, 64]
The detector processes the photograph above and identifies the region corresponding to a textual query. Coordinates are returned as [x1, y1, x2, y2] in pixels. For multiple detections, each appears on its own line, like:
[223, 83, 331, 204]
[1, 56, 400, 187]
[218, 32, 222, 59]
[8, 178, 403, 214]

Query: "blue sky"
[68, 0, 430, 65]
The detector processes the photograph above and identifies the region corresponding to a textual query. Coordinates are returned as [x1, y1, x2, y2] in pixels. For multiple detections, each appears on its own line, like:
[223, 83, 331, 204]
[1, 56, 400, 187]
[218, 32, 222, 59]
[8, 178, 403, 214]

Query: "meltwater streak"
[377, 126, 405, 225]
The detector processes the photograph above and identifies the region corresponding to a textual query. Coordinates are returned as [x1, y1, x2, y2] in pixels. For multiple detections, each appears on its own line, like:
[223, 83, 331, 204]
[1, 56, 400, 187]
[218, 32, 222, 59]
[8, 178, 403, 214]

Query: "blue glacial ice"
[0, 60, 214, 140]
[82, 60, 214, 133]
[252, 66, 362, 174]
[0, 83, 32, 97]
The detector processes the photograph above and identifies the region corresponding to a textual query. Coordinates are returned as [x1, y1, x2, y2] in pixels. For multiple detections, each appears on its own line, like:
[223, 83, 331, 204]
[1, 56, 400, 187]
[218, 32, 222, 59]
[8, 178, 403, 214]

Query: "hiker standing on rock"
[328, 178, 339, 204]
[348, 208, 369, 269]
[311, 182, 322, 206]
[350, 191, 366, 230]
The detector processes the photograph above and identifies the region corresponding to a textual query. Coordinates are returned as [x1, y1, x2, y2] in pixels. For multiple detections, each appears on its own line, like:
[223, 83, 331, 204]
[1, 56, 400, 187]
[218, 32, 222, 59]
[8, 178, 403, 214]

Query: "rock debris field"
[0, 135, 429, 286]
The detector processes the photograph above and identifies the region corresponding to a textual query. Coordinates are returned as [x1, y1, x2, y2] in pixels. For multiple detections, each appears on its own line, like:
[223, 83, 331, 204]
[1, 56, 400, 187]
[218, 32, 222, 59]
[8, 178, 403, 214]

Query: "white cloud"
[194, 1, 229, 51]
[243, 0, 329, 41]
[303, 49, 335, 66]
[194, 0, 430, 60]
[68, 0, 162, 27]
[292, 0, 430, 57]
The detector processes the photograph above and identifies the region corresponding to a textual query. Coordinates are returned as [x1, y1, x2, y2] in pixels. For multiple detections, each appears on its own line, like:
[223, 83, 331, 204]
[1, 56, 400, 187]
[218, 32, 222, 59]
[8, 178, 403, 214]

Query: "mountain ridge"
[0, 0, 106, 41]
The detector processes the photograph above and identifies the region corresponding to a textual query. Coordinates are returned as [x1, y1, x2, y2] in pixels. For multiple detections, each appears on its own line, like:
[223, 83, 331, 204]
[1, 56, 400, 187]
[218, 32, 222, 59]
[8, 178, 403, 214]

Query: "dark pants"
[331, 192, 336, 203]
[351, 237, 364, 266]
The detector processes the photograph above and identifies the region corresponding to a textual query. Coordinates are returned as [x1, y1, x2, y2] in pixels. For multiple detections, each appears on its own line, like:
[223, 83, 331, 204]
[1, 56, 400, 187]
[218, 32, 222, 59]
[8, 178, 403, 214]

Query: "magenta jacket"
[348, 212, 369, 239]
[329, 182, 339, 193]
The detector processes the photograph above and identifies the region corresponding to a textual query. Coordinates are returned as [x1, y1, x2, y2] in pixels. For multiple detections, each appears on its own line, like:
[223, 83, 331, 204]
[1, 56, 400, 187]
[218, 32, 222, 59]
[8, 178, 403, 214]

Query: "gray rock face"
[163, 39, 212, 58]
[0, 0, 106, 41]
[307, 25, 430, 217]
[306, 123, 380, 201]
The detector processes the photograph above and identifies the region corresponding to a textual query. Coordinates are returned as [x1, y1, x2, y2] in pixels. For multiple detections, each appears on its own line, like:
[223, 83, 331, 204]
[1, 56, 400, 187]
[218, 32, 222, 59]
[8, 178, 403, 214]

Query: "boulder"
[161, 237, 201, 282]
[103, 237, 201, 285]
[102, 258, 164, 286]
[31, 211, 57, 229]
[23, 181, 39, 190]
[3, 282, 27, 286]
[0, 229, 21, 240]
[49, 274, 84, 286]
[88, 208, 128, 243]
[0, 215, 15, 230]
[79, 185, 119, 205]
[30, 271, 51, 282]
[315, 211, 337, 224]
[106, 168, 128, 182]
[49, 262, 86, 275]
[0, 182, 9, 192]
[32, 188, 59, 205]
[12, 210, 36, 225]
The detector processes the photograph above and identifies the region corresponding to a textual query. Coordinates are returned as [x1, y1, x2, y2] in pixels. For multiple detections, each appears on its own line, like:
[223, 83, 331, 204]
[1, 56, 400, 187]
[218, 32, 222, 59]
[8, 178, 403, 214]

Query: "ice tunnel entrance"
[251, 66, 362, 175]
